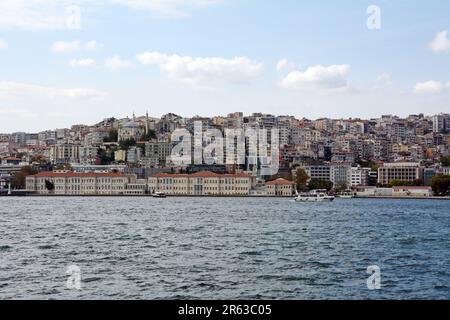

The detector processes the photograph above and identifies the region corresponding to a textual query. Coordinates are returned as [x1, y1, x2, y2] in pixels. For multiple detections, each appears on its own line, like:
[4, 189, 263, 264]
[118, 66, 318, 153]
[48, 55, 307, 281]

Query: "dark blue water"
[1, 197, 450, 299]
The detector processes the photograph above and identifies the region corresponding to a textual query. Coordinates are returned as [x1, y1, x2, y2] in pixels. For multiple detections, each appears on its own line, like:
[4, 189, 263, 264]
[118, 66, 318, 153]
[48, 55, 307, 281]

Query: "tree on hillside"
[295, 168, 309, 191]
[441, 156, 450, 167]
[308, 179, 333, 191]
[11, 166, 38, 190]
[103, 129, 118, 143]
[141, 130, 157, 141]
[119, 138, 136, 150]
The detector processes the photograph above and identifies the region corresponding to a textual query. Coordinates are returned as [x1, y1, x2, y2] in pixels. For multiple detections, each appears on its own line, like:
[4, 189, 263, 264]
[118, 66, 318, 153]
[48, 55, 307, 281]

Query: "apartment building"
[378, 162, 423, 185]
[148, 171, 254, 196]
[26, 172, 137, 195]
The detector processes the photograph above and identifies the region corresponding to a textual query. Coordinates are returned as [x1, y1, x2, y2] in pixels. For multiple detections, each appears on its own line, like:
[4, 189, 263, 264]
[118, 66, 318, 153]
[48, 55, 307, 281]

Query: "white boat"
[337, 191, 355, 199]
[294, 189, 335, 202]
[152, 192, 167, 198]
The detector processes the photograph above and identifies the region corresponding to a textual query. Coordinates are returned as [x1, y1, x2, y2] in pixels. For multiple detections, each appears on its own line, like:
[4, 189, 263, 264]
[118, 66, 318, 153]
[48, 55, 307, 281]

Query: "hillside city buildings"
[1, 112, 450, 197]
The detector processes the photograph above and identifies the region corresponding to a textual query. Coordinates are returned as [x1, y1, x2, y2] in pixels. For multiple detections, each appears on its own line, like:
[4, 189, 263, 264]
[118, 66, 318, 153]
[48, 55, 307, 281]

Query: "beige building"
[392, 186, 432, 197]
[266, 178, 295, 196]
[26, 172, 137, 195]
[148, 171, 254, 196]
[378, 162, 423, 185]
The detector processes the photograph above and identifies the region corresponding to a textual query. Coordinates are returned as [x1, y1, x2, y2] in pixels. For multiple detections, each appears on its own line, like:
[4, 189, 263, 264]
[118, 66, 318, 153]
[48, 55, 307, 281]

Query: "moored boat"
[152, 192, 167, 198]
[294, 189, 335, 202]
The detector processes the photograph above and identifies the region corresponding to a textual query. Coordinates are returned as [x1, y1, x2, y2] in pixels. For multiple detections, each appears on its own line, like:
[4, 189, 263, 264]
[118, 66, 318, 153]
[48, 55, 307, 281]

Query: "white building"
[378, 162, 423, 185]
[26, 172, 137, 195]
[148, 171, 255, 196]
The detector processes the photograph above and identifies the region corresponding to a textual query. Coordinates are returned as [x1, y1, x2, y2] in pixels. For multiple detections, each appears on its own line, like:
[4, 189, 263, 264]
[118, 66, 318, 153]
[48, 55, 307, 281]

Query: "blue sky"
[0, 0, 450, 132]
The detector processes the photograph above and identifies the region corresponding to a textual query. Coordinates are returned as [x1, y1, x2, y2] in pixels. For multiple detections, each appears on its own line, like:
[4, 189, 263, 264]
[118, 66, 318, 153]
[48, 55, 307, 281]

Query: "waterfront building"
[148, 171, 254, 196]
[304, 165, 331, 182]
[350, 167, 370, 187]
[377, 162, 423, 185]
[392, 186, 433, 197]
[26, 172, 137, 195]
[266, 178, 295, 196]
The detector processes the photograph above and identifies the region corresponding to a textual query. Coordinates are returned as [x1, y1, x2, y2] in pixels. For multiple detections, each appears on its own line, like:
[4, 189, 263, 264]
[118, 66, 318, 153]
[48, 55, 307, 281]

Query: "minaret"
[132, 111, 136, 122]
[145, 110, 149, 134]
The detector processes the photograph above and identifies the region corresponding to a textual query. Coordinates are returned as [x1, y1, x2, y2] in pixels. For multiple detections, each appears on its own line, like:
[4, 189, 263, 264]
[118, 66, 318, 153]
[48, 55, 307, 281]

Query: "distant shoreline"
[1, 194, 450, 200]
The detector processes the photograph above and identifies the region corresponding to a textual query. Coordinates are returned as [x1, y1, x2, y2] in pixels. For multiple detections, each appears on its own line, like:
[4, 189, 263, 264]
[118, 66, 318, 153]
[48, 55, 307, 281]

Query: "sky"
[0, 0, 450, 132]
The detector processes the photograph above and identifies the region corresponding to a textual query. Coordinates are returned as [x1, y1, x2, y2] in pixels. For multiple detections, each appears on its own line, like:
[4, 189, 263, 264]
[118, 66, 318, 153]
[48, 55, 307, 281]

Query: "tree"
[45, 180, 55, 192]
[141, 130, 157, 141]
[308, 179, 333, 191]
[295, 168, 309, 191]
[388, 179, 422, 187]
[431, 175, 450, 196]
[11, 166, 38, 189]
[441, 156, 450, 167]
[335, 182, 348, 192]
[119, 138, 136, 150]
[103, 129, 118, 143]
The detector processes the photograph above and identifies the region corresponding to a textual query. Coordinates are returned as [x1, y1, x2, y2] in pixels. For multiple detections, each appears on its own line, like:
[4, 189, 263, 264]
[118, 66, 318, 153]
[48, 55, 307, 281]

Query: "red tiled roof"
[30, 172, 128, 178]
[266, 178, 294, 186]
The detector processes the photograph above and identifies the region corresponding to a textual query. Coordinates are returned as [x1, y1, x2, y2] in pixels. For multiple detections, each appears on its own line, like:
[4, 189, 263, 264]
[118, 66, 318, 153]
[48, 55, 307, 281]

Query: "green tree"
[441, 156, 450, 167]
[308, 179, 333, 191]
[103, 129, 118, 143]
[45, 180, 55, 192]
[431, 175, 450, 196]
[119, 138, 136, 150]
[141, 130, 157, 141]
[388, 179, 422, 187]
[295, 168, 309, 191]
[335, 182, 348, 192]
[11, 166, 38, 189]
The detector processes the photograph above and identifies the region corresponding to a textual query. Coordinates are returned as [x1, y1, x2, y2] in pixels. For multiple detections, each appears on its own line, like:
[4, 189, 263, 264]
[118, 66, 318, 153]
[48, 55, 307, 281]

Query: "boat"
[337, 191, 355, 199]
[294, 189, 335, 202]
[152, 192, 167, 198]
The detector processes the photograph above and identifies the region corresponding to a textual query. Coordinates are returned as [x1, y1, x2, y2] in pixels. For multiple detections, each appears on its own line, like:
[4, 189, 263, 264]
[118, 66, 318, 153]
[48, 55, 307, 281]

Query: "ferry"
[294, 189, 335, 202]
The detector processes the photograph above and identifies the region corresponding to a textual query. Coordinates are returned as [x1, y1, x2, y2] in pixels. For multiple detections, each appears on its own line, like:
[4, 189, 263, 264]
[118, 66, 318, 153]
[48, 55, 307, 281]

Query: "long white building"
[148, 171, 255, 196]
[26, 172, 137, 195]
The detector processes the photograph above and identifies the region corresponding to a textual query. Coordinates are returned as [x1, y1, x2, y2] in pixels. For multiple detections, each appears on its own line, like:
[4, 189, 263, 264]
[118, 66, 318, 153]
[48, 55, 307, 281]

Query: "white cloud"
[0, 39, 8, 49]
[0, 0, 222, 30]
[430, 30, 450, 54]
[69, 58, 96, 68]
[105, 55, 133, 70]
[0, 81, 107, 101]
[374, 72, 393, 88]
[0, 107, 37, 118]
[112, 0, 222, 17]
[51, 40, 99, 53]
[137, 51, 263, 86]
[280, 64, 351, 91]
[414, 81, 450, 94]
[276, 59, 295, 72]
